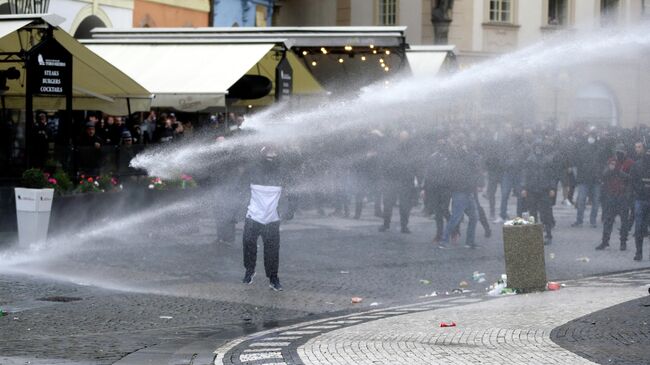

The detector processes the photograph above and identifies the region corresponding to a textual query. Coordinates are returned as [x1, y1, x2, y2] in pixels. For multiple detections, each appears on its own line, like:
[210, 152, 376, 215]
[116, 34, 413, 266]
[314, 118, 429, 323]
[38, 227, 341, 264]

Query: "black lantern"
[8, 0, 50, 14]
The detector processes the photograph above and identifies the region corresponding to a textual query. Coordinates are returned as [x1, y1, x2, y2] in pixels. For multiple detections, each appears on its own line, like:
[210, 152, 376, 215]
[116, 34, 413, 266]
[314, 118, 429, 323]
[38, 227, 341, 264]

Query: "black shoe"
[620, 242, 627, 251]
[570, 222, 582, 228]
[544, 238, 552, 246]
[401, 227, 411, 234]
[595, 243, 609, 250]
[464, 243, 479, 249]
[243, 271, 255, 285]
[634, 253, 642, 261]
[378, 225, 389, 232]
[269, 277, 283, 291]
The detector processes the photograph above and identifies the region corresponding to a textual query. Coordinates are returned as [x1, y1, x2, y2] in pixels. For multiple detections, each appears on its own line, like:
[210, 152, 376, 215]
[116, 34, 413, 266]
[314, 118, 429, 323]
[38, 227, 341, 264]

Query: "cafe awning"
[406, 45, 456, 77]
[84, 39, 285, 111]
[0, 14, 152, 114]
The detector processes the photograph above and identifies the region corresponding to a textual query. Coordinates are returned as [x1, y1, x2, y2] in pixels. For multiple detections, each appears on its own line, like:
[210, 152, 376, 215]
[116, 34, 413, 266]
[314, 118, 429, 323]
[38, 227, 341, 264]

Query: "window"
[547, 0, 567, 26]
[377, 0, 397, 26]
[489, 0, 512, 23]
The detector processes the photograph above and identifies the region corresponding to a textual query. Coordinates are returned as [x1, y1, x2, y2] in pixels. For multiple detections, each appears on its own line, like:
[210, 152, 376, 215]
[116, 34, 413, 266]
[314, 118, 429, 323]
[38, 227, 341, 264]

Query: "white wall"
[399, 0, 422, 44]
[517, 0, 543, 47]
[351, 0, 374, 25]
[573, 0, 598, 30]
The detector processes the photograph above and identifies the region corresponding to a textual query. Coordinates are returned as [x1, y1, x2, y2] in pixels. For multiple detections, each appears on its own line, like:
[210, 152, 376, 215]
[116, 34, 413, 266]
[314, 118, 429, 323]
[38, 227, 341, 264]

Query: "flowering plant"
[76, 174, 122, 193]
[21, 168, 72, 195]
[148, 176, 166, 190]
[147, 174, 197, 190]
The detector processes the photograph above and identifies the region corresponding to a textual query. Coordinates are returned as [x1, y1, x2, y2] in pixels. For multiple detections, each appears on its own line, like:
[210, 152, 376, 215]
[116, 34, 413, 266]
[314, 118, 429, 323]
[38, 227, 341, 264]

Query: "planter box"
[15, 188, 54, 246]
[502, 224, 547, 293]
[48, 188, 192, 235]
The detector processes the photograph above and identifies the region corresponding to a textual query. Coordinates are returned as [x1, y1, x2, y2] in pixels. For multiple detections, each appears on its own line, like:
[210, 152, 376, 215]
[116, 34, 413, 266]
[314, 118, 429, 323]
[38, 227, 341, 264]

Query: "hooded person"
[597, 143, 634, 251]
[239, 145, 296, 291]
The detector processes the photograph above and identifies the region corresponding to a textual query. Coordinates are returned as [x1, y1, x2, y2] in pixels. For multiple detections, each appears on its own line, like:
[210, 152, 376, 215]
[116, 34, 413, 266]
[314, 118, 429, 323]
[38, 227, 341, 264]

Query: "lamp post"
[8, 0, 50, 14]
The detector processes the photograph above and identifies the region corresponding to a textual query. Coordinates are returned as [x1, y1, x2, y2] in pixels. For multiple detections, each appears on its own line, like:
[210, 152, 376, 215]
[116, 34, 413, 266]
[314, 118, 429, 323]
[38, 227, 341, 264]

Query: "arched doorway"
[73, 15, 106, 39]
[572, 82, 619, 126]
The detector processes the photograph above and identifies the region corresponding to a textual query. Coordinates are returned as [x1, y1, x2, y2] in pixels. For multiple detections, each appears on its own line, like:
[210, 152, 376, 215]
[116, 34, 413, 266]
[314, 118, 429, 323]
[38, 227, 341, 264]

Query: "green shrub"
[21, 168, 48, 189]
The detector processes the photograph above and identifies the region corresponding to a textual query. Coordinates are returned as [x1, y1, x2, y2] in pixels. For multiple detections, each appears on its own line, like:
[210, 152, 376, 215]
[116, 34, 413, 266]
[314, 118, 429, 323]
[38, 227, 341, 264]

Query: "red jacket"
[602, 157, 634, 197]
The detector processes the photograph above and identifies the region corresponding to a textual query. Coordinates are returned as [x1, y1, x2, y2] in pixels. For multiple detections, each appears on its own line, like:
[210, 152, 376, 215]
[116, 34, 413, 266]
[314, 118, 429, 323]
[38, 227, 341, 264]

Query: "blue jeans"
[634, 200, 650, 240]
[575, 183, 601, 225]
[500, 172, 522, 220]
[442, 192, 477, 245]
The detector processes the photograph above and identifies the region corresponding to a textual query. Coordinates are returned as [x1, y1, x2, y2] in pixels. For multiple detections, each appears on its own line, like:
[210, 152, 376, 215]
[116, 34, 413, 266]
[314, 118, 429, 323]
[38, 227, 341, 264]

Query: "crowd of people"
[23, 110, 245, 178]
[210, 121, 650, 271]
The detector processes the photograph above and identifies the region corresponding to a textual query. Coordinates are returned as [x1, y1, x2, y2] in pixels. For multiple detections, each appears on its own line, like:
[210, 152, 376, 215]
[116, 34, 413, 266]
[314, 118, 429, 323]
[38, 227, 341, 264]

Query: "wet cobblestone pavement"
[1, 201, 649, 364]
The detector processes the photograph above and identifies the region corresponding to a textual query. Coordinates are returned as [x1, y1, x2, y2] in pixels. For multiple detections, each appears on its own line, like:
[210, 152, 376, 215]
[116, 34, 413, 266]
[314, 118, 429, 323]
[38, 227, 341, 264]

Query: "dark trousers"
[634, 200, 650, 257]
[527, 191, 553, 238]
[473, 191, 490, 234]
[601, 195, 631, 246]
[382, 184, 413, 229]
[243, 218, 280, 279]
[432, 188, 451, 240]
[486, 170, 501, 217]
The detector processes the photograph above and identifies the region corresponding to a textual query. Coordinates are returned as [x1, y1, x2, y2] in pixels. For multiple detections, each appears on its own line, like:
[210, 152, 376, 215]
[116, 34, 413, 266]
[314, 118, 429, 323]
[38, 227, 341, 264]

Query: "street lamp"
[8, 0, 50, 14]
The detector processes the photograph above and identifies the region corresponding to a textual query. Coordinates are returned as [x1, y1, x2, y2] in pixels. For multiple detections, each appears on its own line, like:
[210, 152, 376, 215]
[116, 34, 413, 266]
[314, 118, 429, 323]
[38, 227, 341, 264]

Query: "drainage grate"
[37, 296, 82, 303]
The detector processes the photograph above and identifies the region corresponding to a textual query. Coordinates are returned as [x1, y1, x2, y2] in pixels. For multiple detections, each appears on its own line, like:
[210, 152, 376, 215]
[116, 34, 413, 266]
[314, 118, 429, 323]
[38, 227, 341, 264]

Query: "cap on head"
[85, 121, 95, 128]
[121, 131, 132, 140]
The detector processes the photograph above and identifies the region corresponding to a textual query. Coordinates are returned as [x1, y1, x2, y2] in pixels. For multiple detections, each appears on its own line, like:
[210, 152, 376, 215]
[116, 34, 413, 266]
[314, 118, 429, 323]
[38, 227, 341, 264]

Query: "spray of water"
[131, 25, 650, 179]
[2, 24, 649, 292]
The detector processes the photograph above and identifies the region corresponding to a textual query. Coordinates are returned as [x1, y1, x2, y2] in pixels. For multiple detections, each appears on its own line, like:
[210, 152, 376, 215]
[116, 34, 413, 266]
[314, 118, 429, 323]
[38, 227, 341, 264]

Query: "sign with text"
[27, 38, 72, 97]
[275, 53, 293, 101]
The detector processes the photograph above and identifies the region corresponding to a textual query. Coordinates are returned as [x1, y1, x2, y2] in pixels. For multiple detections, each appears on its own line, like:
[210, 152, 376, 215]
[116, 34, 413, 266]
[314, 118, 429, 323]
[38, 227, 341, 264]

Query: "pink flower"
[111, 177, 118, 185]
[181, 174, 192, 181]
[48, 178, 57, 184]
[87, 177, 94, 183]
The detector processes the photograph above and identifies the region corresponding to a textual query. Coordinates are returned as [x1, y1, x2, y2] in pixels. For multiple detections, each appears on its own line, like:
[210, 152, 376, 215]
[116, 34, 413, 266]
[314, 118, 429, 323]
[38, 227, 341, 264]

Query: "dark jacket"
[630, 155, 650, 201]
[574, 141, 606, 185]
[522, 151, 558, 193]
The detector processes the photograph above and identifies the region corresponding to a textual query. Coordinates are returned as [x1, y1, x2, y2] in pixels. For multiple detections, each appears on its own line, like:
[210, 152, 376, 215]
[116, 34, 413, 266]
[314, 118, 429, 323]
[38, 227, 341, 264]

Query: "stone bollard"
[502, 224, 547, 293]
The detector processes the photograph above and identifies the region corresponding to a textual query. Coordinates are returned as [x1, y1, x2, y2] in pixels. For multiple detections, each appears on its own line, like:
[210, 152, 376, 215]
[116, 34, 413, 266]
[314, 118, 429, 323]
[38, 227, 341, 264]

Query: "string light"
[379, 58, 384, 64]
[384, 66, 390, 72]
[361, 56, 366, 61]
[320, 47, 328, 54]
[385, 50, 391, 55]
[302, 50, 308, 56]
[369, 44, 375, 49]
[338, 57, 344, 63]
[311, 61, 317, 66]
[344, 45, 352, 51]
[247, 105, 253, 109]
[372, 49, 377, 54]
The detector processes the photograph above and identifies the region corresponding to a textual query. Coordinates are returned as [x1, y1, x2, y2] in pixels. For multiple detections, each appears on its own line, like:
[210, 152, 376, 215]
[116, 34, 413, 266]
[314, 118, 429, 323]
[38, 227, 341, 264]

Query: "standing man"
[379, 131, 417, 233]
[439, 137, 480, 249]
[521, 141, 558, 246]
[596, 143, 634, 251]
[629, 148, 650, 261]
[572, 132, 605, 228]
[241, 145, 295, 291]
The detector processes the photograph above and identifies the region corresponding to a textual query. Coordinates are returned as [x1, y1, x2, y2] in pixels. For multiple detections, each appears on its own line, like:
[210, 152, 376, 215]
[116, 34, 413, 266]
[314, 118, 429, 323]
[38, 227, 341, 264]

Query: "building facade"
[213, 0, 274, 27]
[273, 0, 650, 127]
[133, 0, 210, 27]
